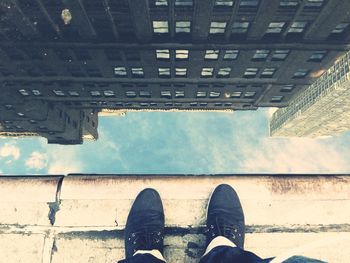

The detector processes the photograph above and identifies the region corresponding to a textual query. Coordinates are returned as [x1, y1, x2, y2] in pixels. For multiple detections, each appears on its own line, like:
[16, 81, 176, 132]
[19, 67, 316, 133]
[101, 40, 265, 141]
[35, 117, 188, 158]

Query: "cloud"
[240, 137, 350, 173]
[25, 152, 47, 170]
[46, 146, 83, 174]
[0, 143, 20, 160]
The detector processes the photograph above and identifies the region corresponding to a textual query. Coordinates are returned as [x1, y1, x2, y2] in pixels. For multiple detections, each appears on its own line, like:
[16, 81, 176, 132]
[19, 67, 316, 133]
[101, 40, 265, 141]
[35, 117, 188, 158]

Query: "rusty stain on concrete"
[267, 176, 350, 196]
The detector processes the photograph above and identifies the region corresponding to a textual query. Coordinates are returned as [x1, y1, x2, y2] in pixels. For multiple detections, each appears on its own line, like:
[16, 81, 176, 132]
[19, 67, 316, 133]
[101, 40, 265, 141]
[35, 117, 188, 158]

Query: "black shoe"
[124, 188, 165, 258]
[205, 184, 245, 249]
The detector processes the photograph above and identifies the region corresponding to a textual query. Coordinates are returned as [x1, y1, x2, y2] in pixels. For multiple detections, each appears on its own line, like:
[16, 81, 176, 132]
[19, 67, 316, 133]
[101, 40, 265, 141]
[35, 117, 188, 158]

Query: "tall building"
[270, 51, 350, 137]
[1, 0, 350, 144]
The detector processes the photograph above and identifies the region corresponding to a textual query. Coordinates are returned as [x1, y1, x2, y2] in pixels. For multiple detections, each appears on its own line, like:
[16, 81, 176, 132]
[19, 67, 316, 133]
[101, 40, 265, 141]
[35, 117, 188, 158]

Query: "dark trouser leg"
[118, 253, 166, 263]
[199, 246, 273, 263]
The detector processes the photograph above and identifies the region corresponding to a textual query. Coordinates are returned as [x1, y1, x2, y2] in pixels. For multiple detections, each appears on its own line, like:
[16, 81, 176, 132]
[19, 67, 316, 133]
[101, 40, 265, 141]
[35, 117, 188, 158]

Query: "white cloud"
[25, 152, 47, 170]
[46, 146, 83, 174]
[0, 143, 20, 160]
[240, 138, 350, 173]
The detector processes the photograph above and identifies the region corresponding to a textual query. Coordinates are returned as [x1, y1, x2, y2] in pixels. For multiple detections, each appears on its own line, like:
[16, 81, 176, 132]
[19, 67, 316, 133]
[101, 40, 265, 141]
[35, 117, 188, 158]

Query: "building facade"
[270, 51, 350, 137]
[1, 0, 350, 143]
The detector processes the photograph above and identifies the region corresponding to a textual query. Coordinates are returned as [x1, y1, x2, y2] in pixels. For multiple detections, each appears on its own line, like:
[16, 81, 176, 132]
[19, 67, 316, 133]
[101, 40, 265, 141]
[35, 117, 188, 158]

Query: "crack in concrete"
[47, 177, 64, 226]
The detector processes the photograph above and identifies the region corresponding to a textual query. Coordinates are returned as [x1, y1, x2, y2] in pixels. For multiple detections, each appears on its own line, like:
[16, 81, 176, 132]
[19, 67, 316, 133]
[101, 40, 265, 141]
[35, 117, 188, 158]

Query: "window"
[210, 91, 221, 98]
[176, 21, 191, 33]
[288, 21, 307, 33]
[197, 91, 207, 98]
[140, 91, 151, 97]
[305, 0, 324, 8]
[281, 84, 294, 92]
[210, 22, 227, 34]
[68, 91, 79, 97]
[175, 68, 187, 77]
[199, 102, 208, 106]
[232, 22, 250, 34]
[176, 50, 189, 60]
[252, 50, 269, 61]
[175, 91, 185, 98]
[260, 68, 276, 78]
[332, 23, 349, 34]
[231, 91, 242, 98]
[293, 69, 309, 78]
[215, 0, 234, 6]
[205, 50, 219, 60]
[153, 21, 169, 33]
[104, 90, 115, 97]
[217, 68, 231, 78]
[161, 91, 172, 98]
[114, 67, 127, 77]
[18, 89, 29, 96]
[224, 50, 239, 60]
[308, 51, 327, 62]
[240, 0, 259, 7]
[159, 68, 171, 78]
[90, 91, 101, 97]
[201, 68, 214, 77]
[266, 22, 286, 34]
[175, 0, 193, 6]
[32, 89, 41, 96]
[243, 68, 258, 78]
[244, 91, 256, 98]
[53, 90, 65, 96]
[271, 95, 283, 102]
[131, 67, 144, 78]
[155, 0, 168, 6]
[279, 0, 299, 8]
[272, 50, 289, 61]
[156, 49, 170, 60]
[126, 91, 137, 98]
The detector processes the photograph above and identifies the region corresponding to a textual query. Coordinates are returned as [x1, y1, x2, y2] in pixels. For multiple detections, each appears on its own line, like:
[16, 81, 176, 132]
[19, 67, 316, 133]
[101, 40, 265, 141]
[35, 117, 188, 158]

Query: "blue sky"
[1, 108, 350, 175]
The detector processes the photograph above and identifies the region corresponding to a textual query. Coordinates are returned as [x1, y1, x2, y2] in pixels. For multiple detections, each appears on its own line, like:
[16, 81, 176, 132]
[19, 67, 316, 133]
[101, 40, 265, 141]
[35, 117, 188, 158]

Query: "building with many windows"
[1, 0, 350, 143]
[270, 51, 350, 137]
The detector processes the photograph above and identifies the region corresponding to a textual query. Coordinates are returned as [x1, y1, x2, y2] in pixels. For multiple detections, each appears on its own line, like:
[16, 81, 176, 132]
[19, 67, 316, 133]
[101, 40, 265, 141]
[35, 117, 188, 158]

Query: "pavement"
[0, 175, 349, 263]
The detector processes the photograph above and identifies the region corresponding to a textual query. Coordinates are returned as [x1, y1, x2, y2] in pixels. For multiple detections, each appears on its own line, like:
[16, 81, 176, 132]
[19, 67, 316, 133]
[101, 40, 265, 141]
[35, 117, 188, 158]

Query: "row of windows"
[152, 0, 325, 9]
[153, 0, 259, 7]
[155, 49, 327, 62]
[14, 89, 286, 103]
[17, 89, 257, 99]
[152, 20, 349, 36]
[3, 47, 327, 63]
[112, 66, 309, 79]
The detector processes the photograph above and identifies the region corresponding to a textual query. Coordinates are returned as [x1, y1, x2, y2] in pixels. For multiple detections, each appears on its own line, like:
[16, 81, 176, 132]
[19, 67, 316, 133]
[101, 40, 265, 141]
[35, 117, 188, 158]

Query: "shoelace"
[205, 217, 242, 240]
[128, 227, 164, 253]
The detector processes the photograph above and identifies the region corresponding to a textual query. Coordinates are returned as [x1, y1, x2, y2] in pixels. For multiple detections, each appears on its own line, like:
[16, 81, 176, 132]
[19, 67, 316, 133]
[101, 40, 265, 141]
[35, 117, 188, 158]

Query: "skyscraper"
[270, 51, 350, 137]
[1, 0, 350, 143]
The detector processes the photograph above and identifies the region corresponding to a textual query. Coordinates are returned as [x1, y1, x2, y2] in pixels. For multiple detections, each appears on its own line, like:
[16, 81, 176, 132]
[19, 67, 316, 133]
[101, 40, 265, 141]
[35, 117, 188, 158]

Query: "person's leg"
[200, 184, 270, 263]
[118, 188, 166, 263]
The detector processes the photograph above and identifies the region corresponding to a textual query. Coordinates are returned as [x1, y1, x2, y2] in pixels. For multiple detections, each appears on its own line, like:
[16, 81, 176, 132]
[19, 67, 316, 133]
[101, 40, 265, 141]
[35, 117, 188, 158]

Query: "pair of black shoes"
[124, 184, 245, 258]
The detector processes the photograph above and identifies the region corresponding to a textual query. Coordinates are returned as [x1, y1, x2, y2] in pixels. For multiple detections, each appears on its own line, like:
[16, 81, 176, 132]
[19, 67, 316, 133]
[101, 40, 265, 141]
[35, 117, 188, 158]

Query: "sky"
[1, 108, 350, 175]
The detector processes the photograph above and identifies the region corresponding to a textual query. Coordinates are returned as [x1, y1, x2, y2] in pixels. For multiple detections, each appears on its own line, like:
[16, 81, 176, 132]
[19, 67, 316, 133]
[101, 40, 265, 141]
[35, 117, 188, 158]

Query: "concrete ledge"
[0, 176, 62, 203]
[0, 175, 350, 262]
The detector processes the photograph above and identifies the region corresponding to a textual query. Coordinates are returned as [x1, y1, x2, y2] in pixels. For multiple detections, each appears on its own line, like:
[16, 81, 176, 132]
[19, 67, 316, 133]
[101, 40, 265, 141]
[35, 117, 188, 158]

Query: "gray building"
[1, 0, 350, 144]
[270, 51, 350, 137]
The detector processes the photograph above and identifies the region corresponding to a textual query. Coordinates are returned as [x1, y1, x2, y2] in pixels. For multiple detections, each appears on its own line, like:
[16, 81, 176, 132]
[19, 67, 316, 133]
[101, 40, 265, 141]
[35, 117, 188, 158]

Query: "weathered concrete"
[0, 175, 349, 262]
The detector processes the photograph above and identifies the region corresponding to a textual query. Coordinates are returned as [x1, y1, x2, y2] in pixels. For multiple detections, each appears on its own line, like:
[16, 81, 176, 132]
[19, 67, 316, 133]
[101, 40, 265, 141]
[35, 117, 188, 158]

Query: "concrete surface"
[0, 175, 349, 262]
